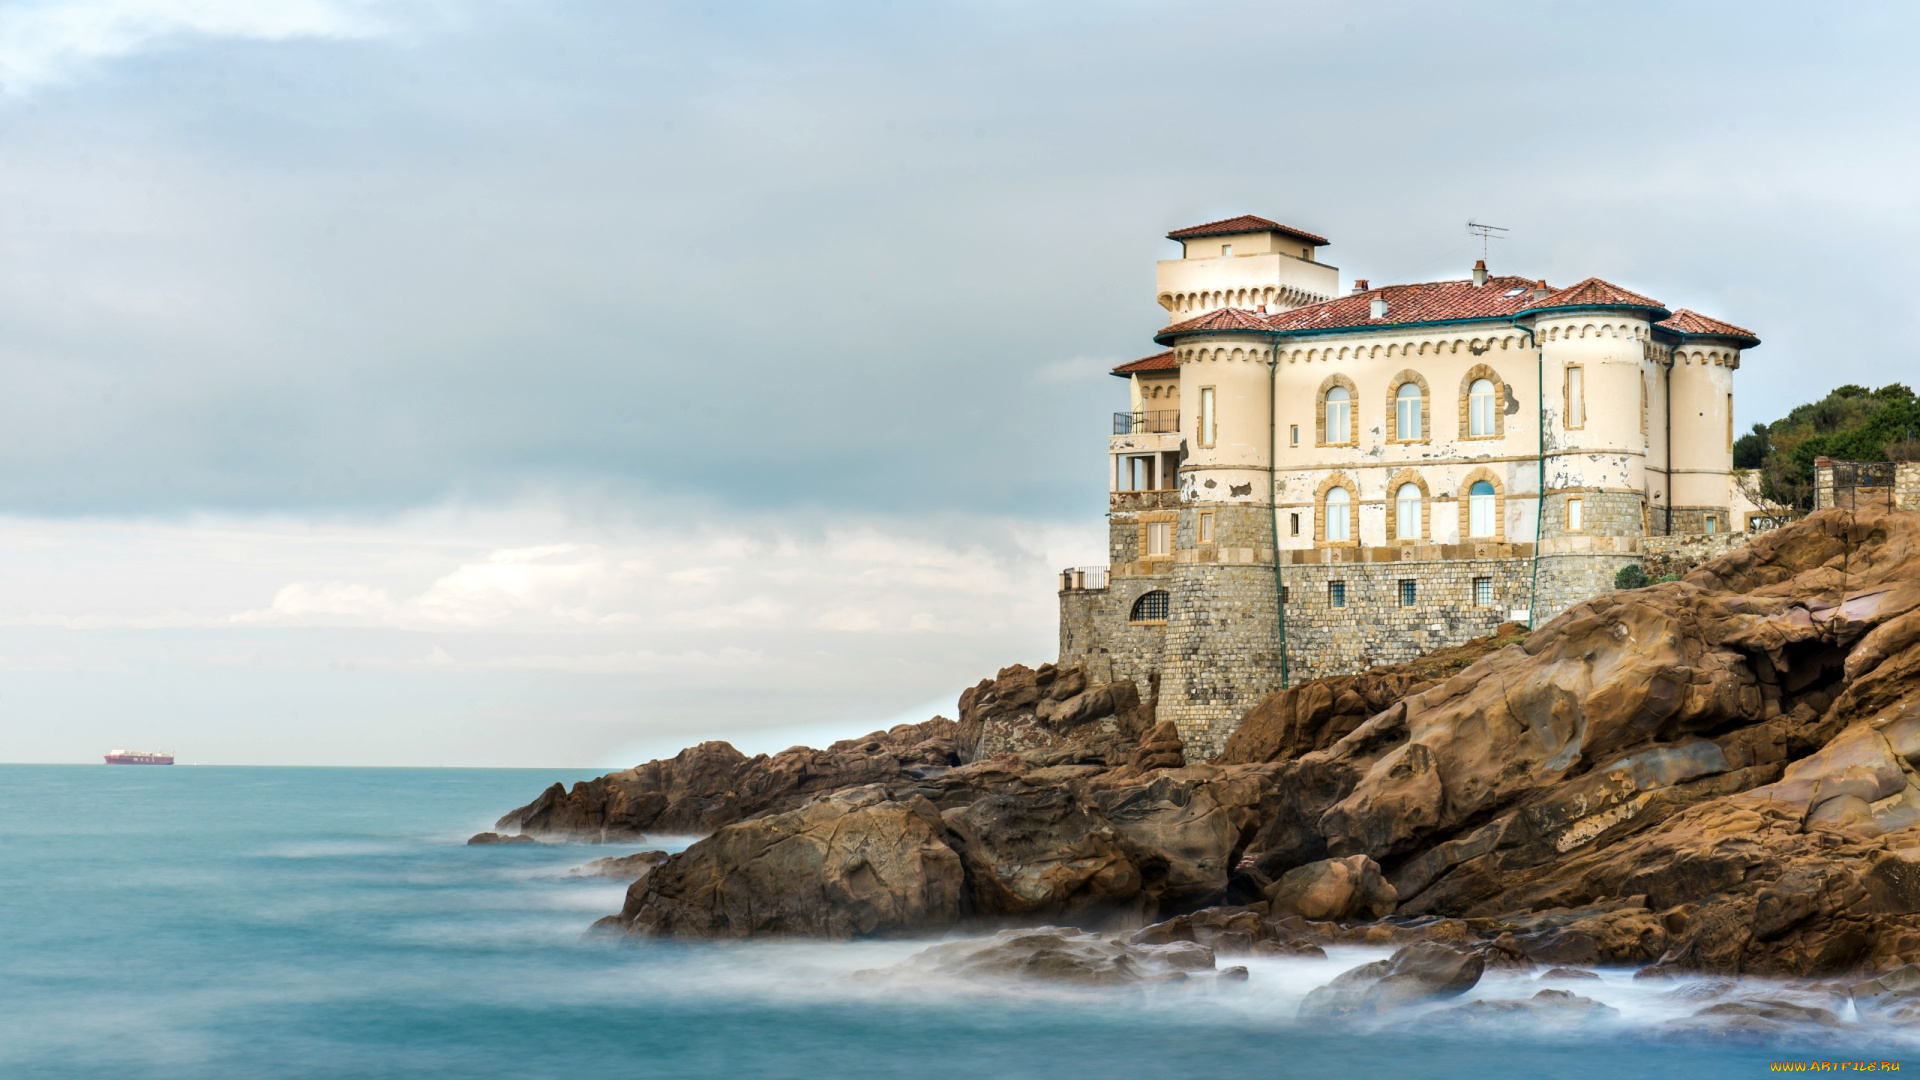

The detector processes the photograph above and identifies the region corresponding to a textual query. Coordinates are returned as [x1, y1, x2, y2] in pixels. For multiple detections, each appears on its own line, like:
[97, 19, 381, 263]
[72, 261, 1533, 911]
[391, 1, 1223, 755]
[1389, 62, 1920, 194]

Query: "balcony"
[1113, 410, 1180, 435]
[1058, 566, 1110, 592]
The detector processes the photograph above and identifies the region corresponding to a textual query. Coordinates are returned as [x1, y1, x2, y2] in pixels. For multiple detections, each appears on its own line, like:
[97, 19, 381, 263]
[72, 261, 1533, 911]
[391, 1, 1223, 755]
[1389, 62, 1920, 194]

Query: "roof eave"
[1151, 325, 1278, 347]
[1517, 302, 1673, 322]
[1266, 313, 1527, 341]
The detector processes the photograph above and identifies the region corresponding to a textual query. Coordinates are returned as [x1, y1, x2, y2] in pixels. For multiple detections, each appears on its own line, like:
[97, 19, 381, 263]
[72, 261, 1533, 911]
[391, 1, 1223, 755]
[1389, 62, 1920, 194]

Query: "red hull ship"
[104, 750, 174, 765]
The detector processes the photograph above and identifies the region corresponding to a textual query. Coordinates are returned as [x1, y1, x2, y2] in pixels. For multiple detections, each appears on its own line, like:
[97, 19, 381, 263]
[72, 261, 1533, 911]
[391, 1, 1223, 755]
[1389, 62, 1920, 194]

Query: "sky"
[0, 0, 1914, 766]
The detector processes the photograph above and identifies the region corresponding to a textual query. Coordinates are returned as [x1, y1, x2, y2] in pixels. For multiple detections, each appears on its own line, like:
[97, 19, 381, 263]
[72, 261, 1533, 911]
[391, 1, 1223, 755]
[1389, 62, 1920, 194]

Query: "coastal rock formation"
[609, 786, 965, 939]
[870, 926, 1227, 986]
[507, 509, 1920, 983]
[568, 850, 668, 881]
[496, 663, 1149, 842]
[1298, 943, 1485, 1019]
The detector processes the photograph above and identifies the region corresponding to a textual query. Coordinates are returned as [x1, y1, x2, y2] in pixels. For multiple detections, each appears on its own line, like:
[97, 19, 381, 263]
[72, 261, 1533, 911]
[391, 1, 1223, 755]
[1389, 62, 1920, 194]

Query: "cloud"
[0, 0, 389, 94]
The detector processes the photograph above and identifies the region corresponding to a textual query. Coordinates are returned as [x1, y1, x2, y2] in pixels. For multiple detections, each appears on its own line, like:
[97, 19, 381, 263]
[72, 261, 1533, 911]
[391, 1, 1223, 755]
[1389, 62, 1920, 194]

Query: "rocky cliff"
[497, 509, 1920, 981]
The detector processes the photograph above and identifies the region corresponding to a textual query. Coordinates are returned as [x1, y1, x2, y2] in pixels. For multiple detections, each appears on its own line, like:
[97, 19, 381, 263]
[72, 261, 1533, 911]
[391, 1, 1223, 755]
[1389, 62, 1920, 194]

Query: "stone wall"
[1643, 532, 1751, 579]
[1058, 573, 1168, 703]
[1814, 459, 1920, 514]
[1156, 560, 1285, 759]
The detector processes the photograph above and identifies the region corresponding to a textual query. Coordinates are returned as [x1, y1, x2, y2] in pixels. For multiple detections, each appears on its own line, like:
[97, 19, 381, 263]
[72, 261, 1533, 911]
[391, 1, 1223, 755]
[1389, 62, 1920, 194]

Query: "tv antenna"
[1467, 220, 1508, 261]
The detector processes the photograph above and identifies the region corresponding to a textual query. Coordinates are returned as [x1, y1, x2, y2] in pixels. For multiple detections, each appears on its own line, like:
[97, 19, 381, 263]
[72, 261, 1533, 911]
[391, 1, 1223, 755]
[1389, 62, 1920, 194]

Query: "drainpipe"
[1664, 353, 1674, 536]
[1267, 335, 1290, 689]
[1528, 347, 1544, 629]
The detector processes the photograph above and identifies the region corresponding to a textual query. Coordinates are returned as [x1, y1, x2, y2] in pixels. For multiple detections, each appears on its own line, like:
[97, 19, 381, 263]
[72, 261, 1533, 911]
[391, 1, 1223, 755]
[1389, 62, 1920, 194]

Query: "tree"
[1744, 383, 1920, 510]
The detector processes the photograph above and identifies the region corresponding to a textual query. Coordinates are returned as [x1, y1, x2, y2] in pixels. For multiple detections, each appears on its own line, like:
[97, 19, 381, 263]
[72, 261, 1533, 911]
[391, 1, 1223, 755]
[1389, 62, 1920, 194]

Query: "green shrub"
[1614, 564, 1650, 590]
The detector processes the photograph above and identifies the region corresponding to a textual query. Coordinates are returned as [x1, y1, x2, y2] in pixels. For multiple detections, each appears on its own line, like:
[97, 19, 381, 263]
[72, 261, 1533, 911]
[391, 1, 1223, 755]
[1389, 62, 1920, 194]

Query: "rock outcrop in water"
[502, 509, 1920, 983]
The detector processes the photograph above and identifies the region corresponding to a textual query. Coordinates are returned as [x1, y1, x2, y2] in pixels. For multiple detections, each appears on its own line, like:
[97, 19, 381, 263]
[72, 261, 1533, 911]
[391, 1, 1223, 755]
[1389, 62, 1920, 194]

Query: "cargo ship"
[104, 749, 174, 765]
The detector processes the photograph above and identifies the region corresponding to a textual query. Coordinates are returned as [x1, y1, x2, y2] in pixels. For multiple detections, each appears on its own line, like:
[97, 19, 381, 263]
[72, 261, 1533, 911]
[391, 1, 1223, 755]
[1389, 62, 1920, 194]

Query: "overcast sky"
[1, 0, 1913, 766]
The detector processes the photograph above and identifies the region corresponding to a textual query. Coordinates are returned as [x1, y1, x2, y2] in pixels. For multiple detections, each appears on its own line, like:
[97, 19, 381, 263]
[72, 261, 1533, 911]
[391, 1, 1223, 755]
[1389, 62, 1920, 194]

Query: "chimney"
[1531, 279, 1550, 301]
[1472, 259, 1488, 287]
[1351, 279, 1369, 294]
[1369, 297, 1389, 320]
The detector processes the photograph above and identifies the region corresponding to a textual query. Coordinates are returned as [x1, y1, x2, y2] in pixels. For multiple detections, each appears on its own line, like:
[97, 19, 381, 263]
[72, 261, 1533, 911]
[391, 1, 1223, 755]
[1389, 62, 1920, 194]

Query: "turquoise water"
[0, 764, 1906, 1079]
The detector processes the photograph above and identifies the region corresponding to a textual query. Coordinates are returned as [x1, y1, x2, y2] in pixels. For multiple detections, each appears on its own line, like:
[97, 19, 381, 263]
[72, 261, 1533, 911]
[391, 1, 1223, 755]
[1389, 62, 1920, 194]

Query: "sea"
[2, 763, 1911, 1079]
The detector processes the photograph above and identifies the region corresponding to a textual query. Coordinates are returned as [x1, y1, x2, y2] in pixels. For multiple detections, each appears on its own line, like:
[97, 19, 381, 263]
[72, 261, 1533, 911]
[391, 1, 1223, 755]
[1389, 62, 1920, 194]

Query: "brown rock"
[467, 832, 540, 845]
[616, 787, 966, 939]
[1299, 943, 1485, 1019]
[1267, 855, 1396, 920]
[876, 926, 1218, 986]
[568, 850, 669, 881]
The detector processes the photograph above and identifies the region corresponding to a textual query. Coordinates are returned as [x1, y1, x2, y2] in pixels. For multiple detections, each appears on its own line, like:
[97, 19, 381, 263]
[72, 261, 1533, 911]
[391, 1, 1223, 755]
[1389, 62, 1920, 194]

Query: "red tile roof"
[1659, 308, 1759, 346]
[1166, 214, 1329, 247]
[1228, 276, 1544, 339]
[1524, 277, 1665, 313]
[1111, 350, 1177, 377]
[1158, 306, 1277, 336]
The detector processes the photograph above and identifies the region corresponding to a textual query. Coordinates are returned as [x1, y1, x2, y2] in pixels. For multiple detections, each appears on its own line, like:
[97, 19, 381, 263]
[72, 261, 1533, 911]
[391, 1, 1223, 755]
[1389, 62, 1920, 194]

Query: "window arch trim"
[1458, 467, 1507, 541]
[1458, 364, 1508, 440]
[1315, 374, 1359, 448]
[1315, 473, 1359, 546]
[1384, 469, 1431, 542]
[1385, 370, 1431, 443]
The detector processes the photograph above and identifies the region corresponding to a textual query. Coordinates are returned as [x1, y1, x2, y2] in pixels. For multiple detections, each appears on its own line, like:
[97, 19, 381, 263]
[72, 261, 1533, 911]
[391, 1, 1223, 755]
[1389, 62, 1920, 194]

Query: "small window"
[1328, 581, 1347, 608]
[1469, 480, 1497, 538]
[1146, 521, 1172, 556]
[1395, 482, 1421, 540]
[1289, 512, 1300, 537]
[1130, 590, 1169, 622]
[1280, 585, 1290, 604]
[1399, 579, 1417, 607]
[1641, 377, 1649, 435]
[1198, 512, 1215, 544]
[1220, 244, 1232, 257]
[1199, 387, 1216, 448]
[1727, 394, 1734, 451]
[1567, 497, 1585, 532]
[1396, 382, 1423, 440]
[1325, 386, 1351, 444]
[1325, 486, 1351, 542]
[1473, 577, 1493, 607]
[1566, 365, 1585, 430]
[1705, 515, 1719, 535]
[1289, 424, 1299, 447]
[1469, 378, 1497, 437]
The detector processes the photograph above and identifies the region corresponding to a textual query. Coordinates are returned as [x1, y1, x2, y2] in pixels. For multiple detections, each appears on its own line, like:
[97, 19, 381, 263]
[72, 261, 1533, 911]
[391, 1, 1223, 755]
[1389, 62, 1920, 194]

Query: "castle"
[1058, 214, 1763, 757]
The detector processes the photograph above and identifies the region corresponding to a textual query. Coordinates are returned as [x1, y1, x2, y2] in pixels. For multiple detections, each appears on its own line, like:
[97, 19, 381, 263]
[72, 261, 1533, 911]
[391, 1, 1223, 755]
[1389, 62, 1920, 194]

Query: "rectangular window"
[1280, 585, 1290, 604]
[1399, 579, 1417, 607]
[1126, 456, 1152, 491]
[1473, 577, 1493, 607]
[1289, 512, 1300, 537]
[1289, 424, 1299, 447]
[1727, 394, 1734, 451]
[1199, 387, 1216, 448]
[1198, 512, 1215, 544]
[1328, 581, 1347, 608]
[1642, 377, 1649, 436]
[1146, 521, 1172, 557]
[1705, 515, 1718, 535]
[1566, 365, 1585, 429]
[1567, 497, 1585, 532]
[1221, 244, 1232, 257]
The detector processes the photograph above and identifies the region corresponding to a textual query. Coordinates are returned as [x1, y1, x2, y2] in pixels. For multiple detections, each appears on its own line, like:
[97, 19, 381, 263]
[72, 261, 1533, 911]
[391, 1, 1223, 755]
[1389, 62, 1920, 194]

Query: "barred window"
[1328, 580, 1347, 608]
[1473, 577, 1493, 607]
[1130, 590, 1170, 622]
[1399, 579, 1417, 607]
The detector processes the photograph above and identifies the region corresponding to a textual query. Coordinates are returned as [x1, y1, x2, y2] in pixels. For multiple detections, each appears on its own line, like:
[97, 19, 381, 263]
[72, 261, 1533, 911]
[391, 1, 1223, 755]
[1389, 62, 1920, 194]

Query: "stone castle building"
[1059, 213, 1763, 756]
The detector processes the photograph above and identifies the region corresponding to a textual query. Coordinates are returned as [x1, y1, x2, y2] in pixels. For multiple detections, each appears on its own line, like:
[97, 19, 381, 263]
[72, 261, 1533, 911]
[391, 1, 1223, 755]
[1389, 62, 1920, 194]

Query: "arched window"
[1325, 486, 1351, 542]
[1325, 386, 1351, 443]
[1396, 382, 1423, 440]
[1469, 378, 1497, 437]
[1469, 480, 1497, 538]
[1396, 483, 1422, 539]
[1130, 590, 1169, 622]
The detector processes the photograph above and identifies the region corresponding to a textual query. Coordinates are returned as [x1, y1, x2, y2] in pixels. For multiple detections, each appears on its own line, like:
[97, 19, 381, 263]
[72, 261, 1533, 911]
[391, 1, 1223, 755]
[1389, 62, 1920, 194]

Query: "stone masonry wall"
[1157, 560, 1283, 759]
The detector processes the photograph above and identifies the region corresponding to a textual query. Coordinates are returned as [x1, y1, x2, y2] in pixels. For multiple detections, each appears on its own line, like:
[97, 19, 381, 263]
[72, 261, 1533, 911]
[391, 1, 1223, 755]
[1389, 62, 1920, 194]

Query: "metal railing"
[1112, 410, 1180, 435]
[1059, 566, 1110, 591]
